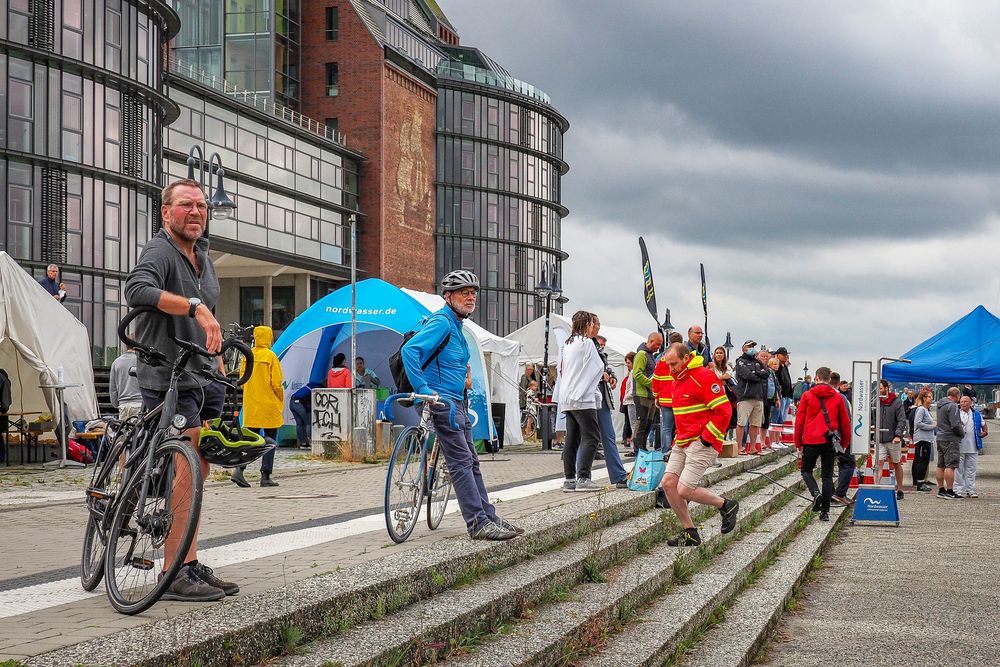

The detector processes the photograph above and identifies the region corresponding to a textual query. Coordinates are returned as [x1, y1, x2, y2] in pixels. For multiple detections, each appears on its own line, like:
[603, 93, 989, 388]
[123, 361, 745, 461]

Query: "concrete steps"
[25, 450, 793, 667]
[272, 456, 798, 667]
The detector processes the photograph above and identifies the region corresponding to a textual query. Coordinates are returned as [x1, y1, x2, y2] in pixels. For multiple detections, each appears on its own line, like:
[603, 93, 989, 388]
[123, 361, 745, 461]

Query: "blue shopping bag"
[627, 449, 667, 492]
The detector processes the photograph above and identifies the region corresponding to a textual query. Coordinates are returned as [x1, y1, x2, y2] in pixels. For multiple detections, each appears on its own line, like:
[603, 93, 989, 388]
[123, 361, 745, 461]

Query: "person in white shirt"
[556, 311, 606, 492]
[954, 396, 986, 498]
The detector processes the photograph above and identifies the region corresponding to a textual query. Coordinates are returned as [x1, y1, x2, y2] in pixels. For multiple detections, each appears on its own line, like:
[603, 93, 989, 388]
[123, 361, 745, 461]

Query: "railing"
[435, 60, 552, 106]
[168, 55, 348, 147]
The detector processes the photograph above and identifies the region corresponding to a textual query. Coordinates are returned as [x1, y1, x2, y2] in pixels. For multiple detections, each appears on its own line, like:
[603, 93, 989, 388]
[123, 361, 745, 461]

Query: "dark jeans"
[633, 396, 659, 454]
[621, 408, 632, 443]
[835, 451, 856, 497]
[801, 442, 836, 513]
[594, 406, 627, 484]
[240, 427, 277, 475]
[564, 408, 600, 480]
[289, 398, 311, 446]
[912, 440, 932, 485]
[430, 402, 497, 534]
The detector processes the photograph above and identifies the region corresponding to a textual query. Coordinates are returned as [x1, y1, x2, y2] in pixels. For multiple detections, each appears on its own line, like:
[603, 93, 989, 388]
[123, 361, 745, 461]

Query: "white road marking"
[0, 469, 608, 618]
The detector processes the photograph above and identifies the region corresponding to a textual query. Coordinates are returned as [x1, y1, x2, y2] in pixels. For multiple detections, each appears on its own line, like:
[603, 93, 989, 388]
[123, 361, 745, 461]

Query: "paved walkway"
[0, 444, 605, 661]
[763, 422, 1000, 667]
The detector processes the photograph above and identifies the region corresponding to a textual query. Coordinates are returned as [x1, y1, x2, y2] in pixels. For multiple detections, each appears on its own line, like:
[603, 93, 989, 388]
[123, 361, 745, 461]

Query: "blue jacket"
[973, 410, 985, 451]
[401, 306, 469, 402]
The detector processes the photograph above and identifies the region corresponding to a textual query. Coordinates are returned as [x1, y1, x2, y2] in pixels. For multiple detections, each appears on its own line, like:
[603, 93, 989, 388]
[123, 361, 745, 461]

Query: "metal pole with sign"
[850, 361, 872, 455]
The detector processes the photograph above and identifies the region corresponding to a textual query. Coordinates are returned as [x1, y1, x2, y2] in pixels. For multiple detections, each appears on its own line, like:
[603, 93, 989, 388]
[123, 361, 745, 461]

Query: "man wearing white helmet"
[401, 270, 522, 540]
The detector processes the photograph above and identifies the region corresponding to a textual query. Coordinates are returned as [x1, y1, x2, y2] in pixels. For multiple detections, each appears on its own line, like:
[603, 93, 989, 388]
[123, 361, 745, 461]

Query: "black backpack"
[388, 315, 451, 394]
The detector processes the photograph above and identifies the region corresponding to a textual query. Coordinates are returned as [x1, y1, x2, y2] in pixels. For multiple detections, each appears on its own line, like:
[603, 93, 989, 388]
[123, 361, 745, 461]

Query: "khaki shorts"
[937, 441, 960, 469]
[665, 442, 719, 489]
[878, 441, 902, 464]
[737, 400, 764, 428]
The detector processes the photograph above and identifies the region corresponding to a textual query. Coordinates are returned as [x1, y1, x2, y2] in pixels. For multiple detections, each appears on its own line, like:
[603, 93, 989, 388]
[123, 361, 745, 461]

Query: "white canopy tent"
[0, 253, 98, 432]
[507, 314, 646, 438]
[401, 289, 524, 446]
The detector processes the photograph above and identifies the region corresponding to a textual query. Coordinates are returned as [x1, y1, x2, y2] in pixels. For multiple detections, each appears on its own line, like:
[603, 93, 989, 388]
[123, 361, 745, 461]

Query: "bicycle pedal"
[86, 488, 110, 500]
[130, 557, 154, 570]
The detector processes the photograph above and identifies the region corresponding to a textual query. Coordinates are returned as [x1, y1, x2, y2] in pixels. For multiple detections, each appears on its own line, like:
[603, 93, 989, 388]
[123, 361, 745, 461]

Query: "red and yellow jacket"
[651, 358, 674, 407]
[671, 355, 733, 453]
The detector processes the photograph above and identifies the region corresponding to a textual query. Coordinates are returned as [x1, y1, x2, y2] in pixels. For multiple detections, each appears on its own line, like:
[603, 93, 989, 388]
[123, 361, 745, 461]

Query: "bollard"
[391, 424, 405, 448]
[352, 426, 369, 459]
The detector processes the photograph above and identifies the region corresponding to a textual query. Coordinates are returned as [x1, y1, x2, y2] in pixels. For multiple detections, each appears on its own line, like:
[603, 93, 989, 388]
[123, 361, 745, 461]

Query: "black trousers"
[633, 397, 660, 454]
[801, 442, 836, 513]
[912, 440, 932, 485]
[621, 408, 632, 442]
[564, 409, 600, 480]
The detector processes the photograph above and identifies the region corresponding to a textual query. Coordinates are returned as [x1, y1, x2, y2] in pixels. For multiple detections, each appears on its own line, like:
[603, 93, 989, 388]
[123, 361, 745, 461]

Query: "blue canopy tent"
[882, 305, 1000, 384]
[272, 278, 497, 441]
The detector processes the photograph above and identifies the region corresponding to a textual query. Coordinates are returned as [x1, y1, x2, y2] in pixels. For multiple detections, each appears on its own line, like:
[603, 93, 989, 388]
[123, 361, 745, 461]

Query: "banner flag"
[700, 263, 709, 349]
[639, 237, 660, 328]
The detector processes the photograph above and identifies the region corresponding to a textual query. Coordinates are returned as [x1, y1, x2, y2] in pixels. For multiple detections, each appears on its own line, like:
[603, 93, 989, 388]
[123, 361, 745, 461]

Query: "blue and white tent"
[272, 279, 500, 442]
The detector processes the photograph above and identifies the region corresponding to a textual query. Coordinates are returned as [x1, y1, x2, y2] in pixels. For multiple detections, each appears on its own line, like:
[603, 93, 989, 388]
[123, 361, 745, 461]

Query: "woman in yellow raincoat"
[232, 326, 284, 487]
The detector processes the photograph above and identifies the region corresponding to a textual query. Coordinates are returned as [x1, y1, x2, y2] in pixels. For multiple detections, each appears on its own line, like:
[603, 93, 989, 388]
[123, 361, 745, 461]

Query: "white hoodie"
[557, 336, 605, 411]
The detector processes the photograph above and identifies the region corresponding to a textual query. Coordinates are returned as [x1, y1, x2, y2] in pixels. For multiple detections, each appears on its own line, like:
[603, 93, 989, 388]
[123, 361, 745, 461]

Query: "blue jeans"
[430, 402, 497, 534]
[591, 406, 628, 484]
[659, 407, 674, 451]
[779, 397, 793, 424]
[289, 398, 310, 446]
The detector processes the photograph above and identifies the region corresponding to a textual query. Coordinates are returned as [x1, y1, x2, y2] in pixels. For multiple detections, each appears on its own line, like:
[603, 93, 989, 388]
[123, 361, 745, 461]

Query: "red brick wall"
[299, 2, 436, 292]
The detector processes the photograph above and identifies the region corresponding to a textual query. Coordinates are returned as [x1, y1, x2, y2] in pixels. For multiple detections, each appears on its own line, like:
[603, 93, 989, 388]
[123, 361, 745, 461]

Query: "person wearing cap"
[774, 347, 793, 423]
[734, 339, 769, 455]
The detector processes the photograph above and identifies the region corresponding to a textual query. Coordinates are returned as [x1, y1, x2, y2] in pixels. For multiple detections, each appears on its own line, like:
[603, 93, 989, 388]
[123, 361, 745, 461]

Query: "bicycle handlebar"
[382, 393, 458, 431]
[118, 307, 254, 383]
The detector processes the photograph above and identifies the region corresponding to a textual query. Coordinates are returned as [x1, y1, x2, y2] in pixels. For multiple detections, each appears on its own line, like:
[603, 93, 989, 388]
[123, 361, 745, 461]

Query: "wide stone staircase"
[28, 448, 848, 667]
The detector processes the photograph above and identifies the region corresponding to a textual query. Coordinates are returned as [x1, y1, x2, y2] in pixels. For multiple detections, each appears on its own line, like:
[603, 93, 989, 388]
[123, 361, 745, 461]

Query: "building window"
[121, 93, 143, 178]
[27, 0, 55, 51]
[325, 6, 339, 40]
[325, 117, 339, 133]
[325, 63, 339, 96]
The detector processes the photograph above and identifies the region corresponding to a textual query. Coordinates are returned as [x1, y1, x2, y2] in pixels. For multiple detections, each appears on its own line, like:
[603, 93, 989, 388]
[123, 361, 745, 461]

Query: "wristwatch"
[187, 297, 202, 318]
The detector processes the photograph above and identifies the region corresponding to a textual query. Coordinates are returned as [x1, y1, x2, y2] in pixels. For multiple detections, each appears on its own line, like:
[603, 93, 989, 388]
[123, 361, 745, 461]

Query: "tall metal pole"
[540, 294, 552, 451]
[350, 214, 357, 388]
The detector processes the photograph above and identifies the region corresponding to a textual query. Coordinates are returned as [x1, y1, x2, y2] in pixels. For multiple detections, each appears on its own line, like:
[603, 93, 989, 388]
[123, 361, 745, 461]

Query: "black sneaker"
[819, 512, 830, 522]
[615, 480, 629, 489]
[190, 562, 239, 596]
[160, 565, 226, 602]
[937, 489, 950, 499]
[495, 518, 525, 535]
[667, 528, 701, 546]
[895, 490, 904, 501]
[719, 498, 739, 534]
[811, 494, 822, 512]
[946, 490, 963, 500]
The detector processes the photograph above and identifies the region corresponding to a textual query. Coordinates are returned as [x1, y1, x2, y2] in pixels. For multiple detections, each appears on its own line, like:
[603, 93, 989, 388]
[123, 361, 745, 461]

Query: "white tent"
[507, 315, 646, 439]
[0, 253, 98, 431]
[401, 289, 524, 446]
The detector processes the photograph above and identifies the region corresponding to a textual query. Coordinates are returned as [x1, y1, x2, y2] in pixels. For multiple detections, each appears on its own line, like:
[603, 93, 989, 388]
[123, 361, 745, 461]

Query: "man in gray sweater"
[108, 348, 142, 420]
[934, 387, 965, 499]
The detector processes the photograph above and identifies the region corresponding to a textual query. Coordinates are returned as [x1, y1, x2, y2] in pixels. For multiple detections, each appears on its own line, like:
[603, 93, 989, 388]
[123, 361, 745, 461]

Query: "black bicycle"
[80, 306, 252, 614]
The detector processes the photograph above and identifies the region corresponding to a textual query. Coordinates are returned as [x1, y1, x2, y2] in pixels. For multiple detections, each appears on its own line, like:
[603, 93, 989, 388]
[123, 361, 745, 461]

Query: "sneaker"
[819, 512, 830, 522]
[562, 479, 576, 493]
[471, 522, 517, 541]
[831, 495, 854, 506]
[896, 490, 904, 501]
[667, 528, 701, 546]
[160, 565, 226, 602]
[615, 480, 629, 489]
[594, 453, 605, 460]
[719, 498, 739, 534]
[947, 490, 963, 499]
[495, 518, 525, 535]
[574, 478, 603, 492]
[190, 562, 239, 596]
[916, 483, 932, 493]
[811, 495, 822, 513]
[937, 489, 950, 500]
[967, 491, 979, 498]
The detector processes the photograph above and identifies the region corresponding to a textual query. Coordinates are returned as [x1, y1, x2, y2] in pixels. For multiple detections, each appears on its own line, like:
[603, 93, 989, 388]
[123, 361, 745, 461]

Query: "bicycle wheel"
[104, 439, 203, 615]
[384, 427, 425, 543]
[521, 412, 536, 439]
[426, 442, 452, 530]
[81, 426, 134, 591]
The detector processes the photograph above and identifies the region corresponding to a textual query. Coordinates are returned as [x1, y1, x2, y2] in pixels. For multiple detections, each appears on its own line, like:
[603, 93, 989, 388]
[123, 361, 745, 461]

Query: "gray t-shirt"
[124, 229, 220, 391]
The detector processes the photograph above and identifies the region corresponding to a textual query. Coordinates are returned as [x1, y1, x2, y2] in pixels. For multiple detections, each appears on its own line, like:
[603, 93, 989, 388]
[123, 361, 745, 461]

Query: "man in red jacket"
[660, 343, 737, 546]
[794, 366, 851, 521]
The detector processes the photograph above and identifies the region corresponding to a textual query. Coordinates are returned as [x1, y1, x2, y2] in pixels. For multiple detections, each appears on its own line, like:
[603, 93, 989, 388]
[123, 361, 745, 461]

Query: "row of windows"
[437, 88, 564, 160]
[0, 55, 154, 180]
[437, 186, 561, 251]
[436, 136, 559, 204]
[436, 237, 562, 335]
[3, 0, 161, 88]
[384, 19, 444, 72]
[2, 158, 154, 276]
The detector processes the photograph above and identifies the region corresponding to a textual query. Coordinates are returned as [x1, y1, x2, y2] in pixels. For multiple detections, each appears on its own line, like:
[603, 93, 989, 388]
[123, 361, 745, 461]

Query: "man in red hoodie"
[794, 366, 851, 521]
[660, 343, 737, 546]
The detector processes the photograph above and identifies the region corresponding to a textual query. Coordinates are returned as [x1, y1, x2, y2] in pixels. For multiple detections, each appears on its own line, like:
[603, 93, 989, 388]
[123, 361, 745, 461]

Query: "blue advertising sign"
[851, 485, 900, 526]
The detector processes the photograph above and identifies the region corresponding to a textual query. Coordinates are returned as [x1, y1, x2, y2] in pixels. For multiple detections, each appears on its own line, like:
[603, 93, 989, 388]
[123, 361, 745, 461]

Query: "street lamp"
[186, 145, 236, 222]
[803, 362, 809, 380]
[723, 331, 733, 359]
[535, 262, 563, 451]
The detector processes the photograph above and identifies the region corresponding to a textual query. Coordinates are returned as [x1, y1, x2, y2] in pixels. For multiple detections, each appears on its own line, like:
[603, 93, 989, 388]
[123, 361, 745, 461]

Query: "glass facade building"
[170, 0, 301, 108]
[0, 0, 179, 366]
[435, 47, 569, 335]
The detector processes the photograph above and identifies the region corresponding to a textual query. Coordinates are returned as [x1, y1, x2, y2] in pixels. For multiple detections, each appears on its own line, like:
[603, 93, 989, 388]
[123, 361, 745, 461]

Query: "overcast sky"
[444, 1, 1000, 379]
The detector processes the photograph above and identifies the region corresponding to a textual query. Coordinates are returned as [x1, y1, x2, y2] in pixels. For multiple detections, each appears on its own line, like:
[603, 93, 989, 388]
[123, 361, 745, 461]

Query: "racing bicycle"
[382, 393, 457, 543]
